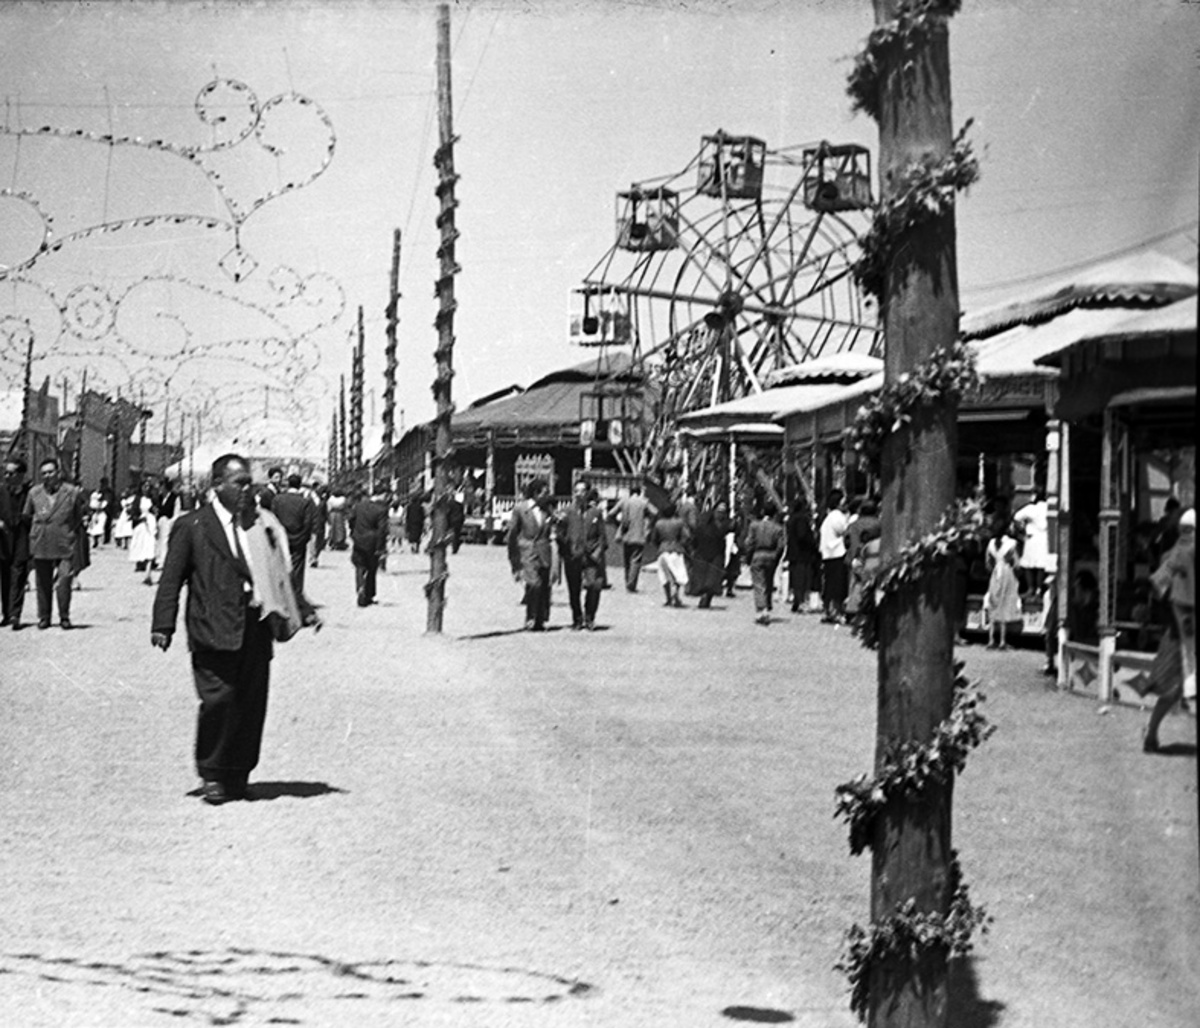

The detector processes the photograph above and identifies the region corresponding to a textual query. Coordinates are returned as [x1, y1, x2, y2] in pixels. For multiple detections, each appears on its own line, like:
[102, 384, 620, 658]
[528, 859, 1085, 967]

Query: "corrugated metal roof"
[763, 352, 882, 386]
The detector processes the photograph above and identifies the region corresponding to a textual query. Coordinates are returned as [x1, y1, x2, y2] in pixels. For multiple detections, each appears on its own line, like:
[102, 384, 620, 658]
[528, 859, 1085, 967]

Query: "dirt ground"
[1, 541, 1197, 1027]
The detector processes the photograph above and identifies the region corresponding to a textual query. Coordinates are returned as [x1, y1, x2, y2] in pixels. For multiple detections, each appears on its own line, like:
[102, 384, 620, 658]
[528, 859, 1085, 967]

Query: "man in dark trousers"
[151, 453, 308, 805]
[271, 473, 317, 599]
[507, 477, 555, 631]
[1, 456, 32, 628]
[557, 480, 608, 630]
[613, 482, 654, 592]
[24, 456, 87, 630]
[349, 484, 389, 607]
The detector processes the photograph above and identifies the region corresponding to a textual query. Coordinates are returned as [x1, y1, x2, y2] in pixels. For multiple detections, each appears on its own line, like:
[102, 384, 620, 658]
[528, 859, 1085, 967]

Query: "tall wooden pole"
[869, 2, 961, 1025]
[382, 228, 401, 471]
[73, 371, 87, 483]
[19, 331, 33, 466]
[426, 2, 459, 633]
[350, 307, 365, 468]
[338, 374, 348, 475]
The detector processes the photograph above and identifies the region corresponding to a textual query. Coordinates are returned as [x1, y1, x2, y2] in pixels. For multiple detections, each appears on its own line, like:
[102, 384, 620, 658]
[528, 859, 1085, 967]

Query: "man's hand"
[151, 631, 172, 651]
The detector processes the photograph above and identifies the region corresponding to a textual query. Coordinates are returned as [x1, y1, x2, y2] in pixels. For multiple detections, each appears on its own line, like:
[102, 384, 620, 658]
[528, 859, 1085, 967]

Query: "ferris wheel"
[571, 131, 880, 474]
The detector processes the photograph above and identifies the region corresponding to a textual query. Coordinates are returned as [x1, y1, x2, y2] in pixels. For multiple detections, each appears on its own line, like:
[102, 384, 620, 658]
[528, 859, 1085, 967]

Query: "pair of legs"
[821, 558, 847, 622]
[2, 557, 30, 626]
[657, 552, 687, 607]
[33, 557, 74, 627]
[522, 565, 551, 629]
[192, 614, 272, 803]
[986, 616, 1012, 649]
[563, 559, 601, 629]
[353, 549, 379, 606]
[622, 542, 644, 592]
[750, 557, 777, 624]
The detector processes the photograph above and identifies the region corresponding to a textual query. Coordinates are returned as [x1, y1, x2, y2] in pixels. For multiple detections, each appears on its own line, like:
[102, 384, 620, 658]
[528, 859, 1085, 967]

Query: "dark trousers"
[563, 558, 601, 626]
[523, 565, 551, 627]
[33, 557, 73, 625]
[789, 560, 816, 611]
[750, 555, 778, 614]
[622, 542, 645, 591]
[353, 548, 379, 606]
[288, 538, 308, 598]
[4, 557, 30, 623]
[192, 612, 272, 781]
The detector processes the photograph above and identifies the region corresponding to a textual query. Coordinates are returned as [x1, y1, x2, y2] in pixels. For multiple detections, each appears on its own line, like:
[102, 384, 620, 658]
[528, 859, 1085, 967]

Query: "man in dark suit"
[271, 473, 317, 598]
[348, 484, 389, 607]
[507, 477, 555, 631]
[24, 457, 87, 629]
[556, 481, 608, 631]
[151, 453, 283, 805]
[1, 456, 32, 628]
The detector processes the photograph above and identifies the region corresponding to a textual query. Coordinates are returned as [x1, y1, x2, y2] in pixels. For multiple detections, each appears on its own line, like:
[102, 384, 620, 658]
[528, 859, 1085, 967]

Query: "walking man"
[151, 453, 312, 805]
[24, 457, 87, 630]
[349, 484, 389, 607]
[271, 473, 317, 599]
[557, 481, 608, 630]
[613, 482, 654, 592]
[1, 456, 32, 628]
[508, 477, 555, 631]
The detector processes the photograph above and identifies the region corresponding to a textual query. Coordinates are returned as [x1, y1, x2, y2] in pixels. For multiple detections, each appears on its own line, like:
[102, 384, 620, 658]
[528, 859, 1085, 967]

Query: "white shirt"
[212, 501, 255, 591]
[819, 508, 849, 560]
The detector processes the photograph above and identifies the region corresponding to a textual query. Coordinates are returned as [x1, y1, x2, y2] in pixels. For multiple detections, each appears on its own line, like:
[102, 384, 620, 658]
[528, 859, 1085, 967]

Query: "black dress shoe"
[201, 780, 230, 805]
[60, 618, 73, 630]
[37, 620, 50, 630]
[225, 776, 249, 800]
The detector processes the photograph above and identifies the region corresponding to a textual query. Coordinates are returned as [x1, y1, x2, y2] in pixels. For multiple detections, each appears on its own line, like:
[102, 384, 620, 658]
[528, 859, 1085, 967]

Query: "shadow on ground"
[183, 782, 345, 801]
[0, 948, 595, 1024]
[950, 957, 1005, 1028]
[720, 1004, 795, 1022]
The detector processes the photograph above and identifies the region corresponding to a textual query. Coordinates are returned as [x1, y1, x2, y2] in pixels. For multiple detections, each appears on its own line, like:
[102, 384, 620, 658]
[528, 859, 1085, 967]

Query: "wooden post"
[869, 2, 961, 1025]
[73, 371, 87, 484]
[382, 229, 401, 469]
[338, 374, 347, 476]
[350, 307, 365, 468]
[426, 2, 459, 633]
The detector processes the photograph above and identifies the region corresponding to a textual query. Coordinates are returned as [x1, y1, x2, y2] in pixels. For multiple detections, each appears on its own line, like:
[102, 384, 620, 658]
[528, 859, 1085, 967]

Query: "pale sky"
[1, 0, 1196, 458]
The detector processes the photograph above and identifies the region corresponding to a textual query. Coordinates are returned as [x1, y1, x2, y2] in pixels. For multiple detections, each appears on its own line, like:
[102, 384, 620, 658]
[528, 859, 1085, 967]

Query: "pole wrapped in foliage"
[833, 3, 990, 1025]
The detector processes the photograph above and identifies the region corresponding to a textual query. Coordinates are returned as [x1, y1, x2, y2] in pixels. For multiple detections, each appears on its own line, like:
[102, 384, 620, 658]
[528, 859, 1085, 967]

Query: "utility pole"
[338, 374, 348, 475]
[382, 228, 401, 479]
[350, 307, 365, 469]
[869, 2, 961, 1025]
[73, 371, 87, 484]
[427, 2, 459, 633]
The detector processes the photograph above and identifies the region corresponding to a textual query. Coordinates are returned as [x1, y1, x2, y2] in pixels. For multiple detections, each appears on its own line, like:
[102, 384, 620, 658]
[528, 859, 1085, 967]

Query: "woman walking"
[648, 502, 690, 608]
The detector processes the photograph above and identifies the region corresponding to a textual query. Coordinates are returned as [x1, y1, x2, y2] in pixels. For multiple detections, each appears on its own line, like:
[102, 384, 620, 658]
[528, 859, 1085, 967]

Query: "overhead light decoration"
[0, 78, 342, 455]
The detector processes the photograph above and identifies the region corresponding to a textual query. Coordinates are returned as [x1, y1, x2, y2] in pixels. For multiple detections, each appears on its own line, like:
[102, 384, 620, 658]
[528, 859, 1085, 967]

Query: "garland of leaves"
[836, 664, 995, 855]
[847, 340, 979, 468]
[852, 122, 979, 302]
[847, 0, 964, 121]
[838, 4, 991, 1012]
[849, 496, 988, 649]
[836, 851, 991, 1022]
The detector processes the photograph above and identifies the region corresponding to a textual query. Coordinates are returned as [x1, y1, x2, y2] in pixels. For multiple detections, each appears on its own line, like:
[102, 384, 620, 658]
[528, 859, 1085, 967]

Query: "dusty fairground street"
[1, 541, 1197, 1027]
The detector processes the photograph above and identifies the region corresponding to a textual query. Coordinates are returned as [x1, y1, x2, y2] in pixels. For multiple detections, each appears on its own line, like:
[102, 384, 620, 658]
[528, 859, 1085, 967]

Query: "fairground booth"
[774, 252, 1197, 645]
[1035, 295, 1196, 702]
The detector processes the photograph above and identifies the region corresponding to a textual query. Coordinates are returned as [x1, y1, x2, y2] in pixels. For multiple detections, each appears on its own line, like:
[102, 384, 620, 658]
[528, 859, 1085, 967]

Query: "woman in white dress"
[112, 491, 135, 548]
[127, 484, 158, 584]
[984, 518, 1022, 649]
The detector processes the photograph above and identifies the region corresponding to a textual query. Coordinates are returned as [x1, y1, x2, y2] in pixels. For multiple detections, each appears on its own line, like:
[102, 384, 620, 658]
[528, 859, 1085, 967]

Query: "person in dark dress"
[785, 497, 819, 614]
[687, 500, 729, 609]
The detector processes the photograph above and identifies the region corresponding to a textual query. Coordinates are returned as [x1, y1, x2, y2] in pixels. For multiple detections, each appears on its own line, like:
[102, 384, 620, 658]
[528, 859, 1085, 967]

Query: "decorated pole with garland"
[426, 2, 459, 633]
[841, 3, 980, 1026]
